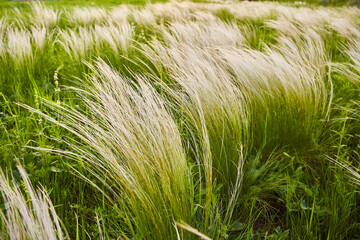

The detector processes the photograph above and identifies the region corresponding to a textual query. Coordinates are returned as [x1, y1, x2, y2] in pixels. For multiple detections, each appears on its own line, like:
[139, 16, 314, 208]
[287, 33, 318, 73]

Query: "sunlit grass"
[0, 1, 359, 239]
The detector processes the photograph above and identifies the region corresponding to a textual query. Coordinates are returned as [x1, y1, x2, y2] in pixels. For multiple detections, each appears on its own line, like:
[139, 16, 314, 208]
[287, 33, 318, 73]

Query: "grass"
[0, 0, 360, 239]
[0, 164, 68, 240]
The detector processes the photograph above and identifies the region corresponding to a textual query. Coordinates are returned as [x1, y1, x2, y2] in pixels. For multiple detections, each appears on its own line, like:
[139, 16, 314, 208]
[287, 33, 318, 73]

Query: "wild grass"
[29, 2, 60, 28]
[22, 59, 196, 239]
[0, 0, 360, 239]
[6, 27, 33, 65]
[94, 22, 133, 55]
[57, 27, 95, 62]
[0, 164, 68, 240]
[66, 7, 107, 26]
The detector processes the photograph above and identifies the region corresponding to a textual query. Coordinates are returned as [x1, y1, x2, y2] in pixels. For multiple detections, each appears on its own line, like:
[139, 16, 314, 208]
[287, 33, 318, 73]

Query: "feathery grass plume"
[149, 1, 198, 22]
[144, 37, 250, 233]
[31, 26, 48, 52]
[161, 19, 244, 48]
[130, 8, 156, 27]
[22, 59, 196, 239]
[203, 1, 274, 21]
[151, 12, 329, 153]
[336, 40, 360, 88]
[274, 7, 336, 28]
[0, 164, 68, 240]
[266, 17, 304, 37]
[57, 27, 94, 61]
[10, 8, 26, 29]
[190, 11, 218, 22]
[133, 1, 212, 26]
[292, 8, 334, 27]
[7, 27, 33, 65]
[218, 27, 329, 151]
[276, 26, 326, 68]
[266, 15, 328, 41]
[108, 6, 130, 24]
[338, 6, 360, 20]
[94, 22, 133, 55]
[334, 10, 360, 76]
[66, 7, 107, 26]
[30, 2, 60, 28]
[330, 17, 360, 40]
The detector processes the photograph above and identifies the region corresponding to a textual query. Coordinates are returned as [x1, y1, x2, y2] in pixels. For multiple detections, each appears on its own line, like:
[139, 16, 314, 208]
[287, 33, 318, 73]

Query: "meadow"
[0, 0, 360, 239]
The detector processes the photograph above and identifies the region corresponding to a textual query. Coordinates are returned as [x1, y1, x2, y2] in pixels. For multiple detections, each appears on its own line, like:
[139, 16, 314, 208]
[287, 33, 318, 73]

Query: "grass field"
[0, 0, 360, 239]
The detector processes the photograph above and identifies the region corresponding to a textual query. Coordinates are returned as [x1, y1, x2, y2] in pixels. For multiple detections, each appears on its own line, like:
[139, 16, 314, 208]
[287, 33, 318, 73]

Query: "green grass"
[0, 1, 360, 240]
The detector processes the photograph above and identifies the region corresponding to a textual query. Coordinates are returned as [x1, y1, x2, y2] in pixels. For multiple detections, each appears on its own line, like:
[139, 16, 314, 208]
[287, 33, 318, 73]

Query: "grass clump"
[0, 1, 360, 239]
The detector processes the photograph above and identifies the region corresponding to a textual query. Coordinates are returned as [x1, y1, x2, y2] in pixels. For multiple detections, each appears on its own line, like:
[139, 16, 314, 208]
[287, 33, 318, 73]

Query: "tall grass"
[94, 22, 133, 55]
[330, 33, 360, 187]
[66, 7, 107, 26]
[7, 27, 33, 65]
[57, 27, 94, 61]
[0, 165, 67, 240]
[30, 2, 60, 29]
[1, 0, 360, 239]
[22, 59, 199, 239]
[162, 20, 244, 47]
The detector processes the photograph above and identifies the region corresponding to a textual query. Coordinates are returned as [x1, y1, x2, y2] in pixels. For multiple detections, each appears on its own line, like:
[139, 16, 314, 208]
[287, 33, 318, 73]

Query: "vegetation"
[0, 1, 360, 239]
